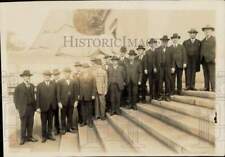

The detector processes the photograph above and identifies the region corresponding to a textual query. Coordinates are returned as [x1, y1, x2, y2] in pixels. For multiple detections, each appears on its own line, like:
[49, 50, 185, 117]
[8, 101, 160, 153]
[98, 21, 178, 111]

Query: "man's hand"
[144, 69, 148, 74]
[36, 108, 41, 113]
[153, 68, 157, 73]
[74, 101, 78, 108]
[183, 64, 187, 68]
[92, 96, 95, 100]
[77, 95, 80, 100]
[171, 68, 175, 74]
[58, 102, 63, 109]
[138, 81, 141, 85]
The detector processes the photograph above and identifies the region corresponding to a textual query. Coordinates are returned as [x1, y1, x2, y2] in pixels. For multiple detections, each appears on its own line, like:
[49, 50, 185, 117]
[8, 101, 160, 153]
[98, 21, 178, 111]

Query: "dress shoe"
[27, 137, 38, 142]
[133, 105, 137, 110]
[101, 117, 106, 120]
[60, 130, 66, 135]
[19, 139, 25, 145]
[67, 128, 76, 133]
[48, 135, 56, 141]
[42, 138, 47, 143]
[191, 88, 197, 91]
[158, 97, 163, 101]
[165, 97, 171, 102]
[80, 123, 86, 127]
[88, 122, 93, 128]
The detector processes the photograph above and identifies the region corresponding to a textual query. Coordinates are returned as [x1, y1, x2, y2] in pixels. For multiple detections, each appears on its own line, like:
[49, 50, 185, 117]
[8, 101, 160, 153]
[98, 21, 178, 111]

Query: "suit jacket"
[200, 36, 216, 63]
[125, 59, 142, 85]
[170, 44, 187, 68]
[36, 81, 57, 112]
[137, 53, 147, 73]
[145, 48, 157, 73]
[183, 39, 201, 72]
[107, 65, 125, 90]
[118, 57, 129, 81]
[52, 79, 60, 105]
[155, 46, 175, 70]
[57, 79, 75, 106]
[13, 82, 36, 117]
[78, 69, 96, 101]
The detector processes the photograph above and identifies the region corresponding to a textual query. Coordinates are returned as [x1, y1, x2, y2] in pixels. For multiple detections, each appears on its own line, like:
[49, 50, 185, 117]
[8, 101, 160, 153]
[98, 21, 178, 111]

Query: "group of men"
[13, 25, 216, 145]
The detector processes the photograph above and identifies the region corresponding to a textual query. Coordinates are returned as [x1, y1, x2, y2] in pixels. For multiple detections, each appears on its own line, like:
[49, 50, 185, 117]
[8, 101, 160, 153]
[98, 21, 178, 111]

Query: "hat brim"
[43, 73, 52, 76]
[20, 74, 32, 77]
[160, 38, 170, 41]
[202, 27, 215, 31]
[136, 48, 145, 50]
[171, 36, 181, 39]
[53, 72, 60, 75]
[188, 30, 198, 34]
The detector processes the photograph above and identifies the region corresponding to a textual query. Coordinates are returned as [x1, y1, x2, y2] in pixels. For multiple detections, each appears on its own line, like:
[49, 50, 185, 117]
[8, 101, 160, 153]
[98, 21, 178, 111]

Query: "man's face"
[161, 41, 168, 47]
[129, 55, 135, 60]
[64, 72, 71, 79]
[149, 43, 154, 48]
[172, 38, 179, 44]
[189, 33, 197, 39]
[44, 75, 51, 81]
[23, 76, 30, 83]
[53, 74, 60, 80]
[204, 29, 212, 37]
[112, 60, 117, 66]
[137, 49, 144, 55]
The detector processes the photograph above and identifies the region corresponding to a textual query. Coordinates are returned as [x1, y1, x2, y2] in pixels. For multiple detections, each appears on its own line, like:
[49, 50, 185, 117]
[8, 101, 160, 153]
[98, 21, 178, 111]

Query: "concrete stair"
[106, 113, 174, 155]
[121, 108, 214, 154]
[93, 119, 135, 155]
[137, 103, 215, 145]
[181, 90, 215, 99]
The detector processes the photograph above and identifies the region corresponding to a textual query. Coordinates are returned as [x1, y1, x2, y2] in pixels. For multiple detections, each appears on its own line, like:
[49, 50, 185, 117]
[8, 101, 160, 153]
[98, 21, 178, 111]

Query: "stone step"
[150, 100, 215, 123]
[106, 113, 174, 155]
[121, 108, 214, 154]
[93, 119, 135, 155]
[181, 90, 215, 99]
[137, 103, 215, 145]
[78, 125, 104, 155]
[171, 95, 215, 109]
[59, 133, 79, 155]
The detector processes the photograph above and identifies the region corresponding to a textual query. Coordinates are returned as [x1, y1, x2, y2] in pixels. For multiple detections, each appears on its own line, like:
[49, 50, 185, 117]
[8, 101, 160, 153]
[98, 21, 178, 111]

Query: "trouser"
[186, 56, 197, 89]
[171, 66, 183, 94]
[105, 91, 111, 112]
[72, 107, 78, 130]
[19, 105, 35, 140]
[202, 58, 215, 91]
[95, 94, 106, 118]
[61, 99, 74, 131]
[109, 83, 121, 114]
[138, 73, 148, 101]
[52, 106, 59, 133]
[120, 85, 128, 106]
[159, 67, 171, 97]
[40, 106, 53, 138]
[77, 101, 82, 124]
[153, 73, 160, 99]
[81, 99, 93, 124]
[128, 82, 138, 107]
[148, 72, 154, 100]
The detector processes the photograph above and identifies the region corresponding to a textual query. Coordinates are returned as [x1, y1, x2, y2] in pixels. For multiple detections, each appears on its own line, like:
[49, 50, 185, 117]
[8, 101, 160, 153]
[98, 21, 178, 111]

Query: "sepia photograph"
[1, 1, 225, 156]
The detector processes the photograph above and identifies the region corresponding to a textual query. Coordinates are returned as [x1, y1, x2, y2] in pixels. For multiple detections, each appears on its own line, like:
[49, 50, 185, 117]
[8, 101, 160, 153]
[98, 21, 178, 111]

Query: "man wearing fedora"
[51, 69, 61, 135]
[155, 35, 175, 101]
[91, 58, 108, 120]
[77, 63, 96, 127]
[57, 67, 78, 134]
[170, 33, 187, 95]
[118, 46, 129, 107]
[145, 39, 158, 101]
[108, 56, 126, 115]
[200, 25, 216, 92]
[183, 29, 201, 90]
[36, 70, 57, 142]
[125, 50, 142, 110]
[14, 70, 38, 145]
[136, 45, 148, 103]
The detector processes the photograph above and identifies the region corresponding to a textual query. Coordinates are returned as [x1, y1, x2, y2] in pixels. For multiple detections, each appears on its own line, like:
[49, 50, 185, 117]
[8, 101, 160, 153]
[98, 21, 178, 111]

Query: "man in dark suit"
[170, 33, 187, 95]
[155, 35, 175, 101]
[200, 25, 216, 92]
[36, 70, 57, 142]
[107, 56, 126, 115]
[57, 68, 78, 134]
[13, 70, 38, 145]
[144, 39, 158, 101]
[183, 28, 201, 90]
[51, 69, 61, 135]
[118, 46, 129, 107]
[125, 50, 142, 110]
[137, 45, 148, 103]
[77, 63, 96, 128]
